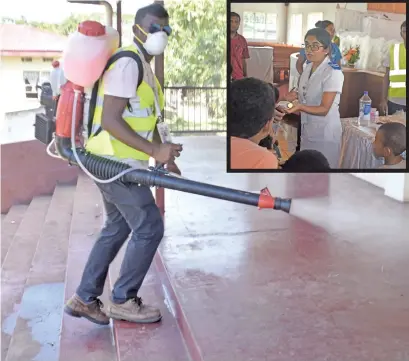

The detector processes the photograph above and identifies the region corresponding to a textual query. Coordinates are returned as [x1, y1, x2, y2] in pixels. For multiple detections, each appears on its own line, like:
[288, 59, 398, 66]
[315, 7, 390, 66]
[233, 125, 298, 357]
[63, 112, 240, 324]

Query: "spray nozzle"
[273, 197, 292, 213]
[257, 187, 292, 213]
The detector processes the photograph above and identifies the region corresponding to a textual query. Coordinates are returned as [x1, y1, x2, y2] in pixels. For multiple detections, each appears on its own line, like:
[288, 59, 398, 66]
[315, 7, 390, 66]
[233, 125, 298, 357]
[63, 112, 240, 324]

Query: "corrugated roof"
[0, 24, 67, 52]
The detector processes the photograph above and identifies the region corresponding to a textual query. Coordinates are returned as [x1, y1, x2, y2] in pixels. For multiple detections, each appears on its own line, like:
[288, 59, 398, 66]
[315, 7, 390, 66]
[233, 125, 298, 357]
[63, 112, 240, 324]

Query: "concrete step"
[109, 241, 192, 361]
[1, 196, 51, 361]
[58, 175, 116, 361]
[1, 204, 29, 266]
[4, 184, 76, 361]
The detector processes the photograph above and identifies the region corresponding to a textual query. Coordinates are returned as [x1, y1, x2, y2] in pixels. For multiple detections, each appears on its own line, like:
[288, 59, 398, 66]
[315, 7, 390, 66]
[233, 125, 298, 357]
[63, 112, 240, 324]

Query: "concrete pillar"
[154, 0, 166, 216]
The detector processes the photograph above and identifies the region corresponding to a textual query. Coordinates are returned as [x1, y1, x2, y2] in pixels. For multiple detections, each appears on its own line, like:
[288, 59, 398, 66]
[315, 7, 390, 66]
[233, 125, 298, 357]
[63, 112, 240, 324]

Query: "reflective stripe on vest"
[388, 43, 406, 98]
[390, 82, 406, 88]
[85, 45, 165, 161]
[390, 43, 406, 76]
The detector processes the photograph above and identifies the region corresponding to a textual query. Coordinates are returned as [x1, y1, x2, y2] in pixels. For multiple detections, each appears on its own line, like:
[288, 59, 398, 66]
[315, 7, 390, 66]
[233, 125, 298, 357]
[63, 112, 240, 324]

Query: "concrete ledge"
[1, 140, 79, 213]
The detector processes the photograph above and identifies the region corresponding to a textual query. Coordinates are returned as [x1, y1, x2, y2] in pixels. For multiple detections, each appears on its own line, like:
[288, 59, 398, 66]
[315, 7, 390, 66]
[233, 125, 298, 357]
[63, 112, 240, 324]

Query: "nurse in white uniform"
[285, 27, 344, 168]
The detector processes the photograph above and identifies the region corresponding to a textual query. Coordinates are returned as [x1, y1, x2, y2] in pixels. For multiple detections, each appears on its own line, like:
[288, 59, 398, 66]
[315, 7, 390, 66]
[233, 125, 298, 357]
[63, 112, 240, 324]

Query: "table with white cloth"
[339, 116, 406, 169]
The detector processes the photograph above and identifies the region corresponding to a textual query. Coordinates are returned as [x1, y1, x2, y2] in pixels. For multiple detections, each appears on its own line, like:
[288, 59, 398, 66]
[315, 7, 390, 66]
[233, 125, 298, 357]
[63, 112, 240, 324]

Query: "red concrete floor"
[160, 136, 409, 361]
[2, 135, 408, 361]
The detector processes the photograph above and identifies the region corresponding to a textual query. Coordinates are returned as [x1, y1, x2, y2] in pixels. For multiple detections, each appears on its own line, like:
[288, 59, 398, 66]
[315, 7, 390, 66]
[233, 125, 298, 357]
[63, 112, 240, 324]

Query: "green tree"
[1, 13, 104, 36]
[164, 0, 226, 87]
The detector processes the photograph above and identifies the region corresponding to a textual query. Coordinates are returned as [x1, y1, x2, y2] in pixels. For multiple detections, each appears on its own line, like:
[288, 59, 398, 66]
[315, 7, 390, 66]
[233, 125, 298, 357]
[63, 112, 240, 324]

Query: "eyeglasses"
[302, 43, 324, 52]
[149, 23, 172, 36]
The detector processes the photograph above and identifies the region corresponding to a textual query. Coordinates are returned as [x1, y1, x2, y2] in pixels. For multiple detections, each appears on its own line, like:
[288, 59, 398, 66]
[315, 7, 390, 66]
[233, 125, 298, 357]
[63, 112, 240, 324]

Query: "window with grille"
[243, 12, 277, 41]
[23, 71, 40, 85]
[42, 57, 54, 62]
[21, 57, 33, 62]
[23, 71, 40, 98]
[40, 71, 51, 82]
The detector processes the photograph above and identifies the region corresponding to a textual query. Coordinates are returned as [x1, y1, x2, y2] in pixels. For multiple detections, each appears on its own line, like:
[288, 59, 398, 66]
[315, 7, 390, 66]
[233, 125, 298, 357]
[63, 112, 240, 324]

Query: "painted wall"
[1, 107, 43, 144]
[351, 173, 409, 202]
[0, 56, 55, 113]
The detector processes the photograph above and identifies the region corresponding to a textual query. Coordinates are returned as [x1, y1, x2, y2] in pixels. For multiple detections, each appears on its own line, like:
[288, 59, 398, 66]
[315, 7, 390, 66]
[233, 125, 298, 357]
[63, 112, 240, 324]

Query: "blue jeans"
[76, 181, 164, 304]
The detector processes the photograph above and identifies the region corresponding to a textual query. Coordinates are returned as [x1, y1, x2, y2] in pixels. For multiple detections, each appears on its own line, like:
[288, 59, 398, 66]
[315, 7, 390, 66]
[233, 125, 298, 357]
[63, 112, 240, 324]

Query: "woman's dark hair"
[281, 150, 331, 171]
[402, 20, 406, 29]
[230, 77, 275, 139]
[304, 27, 332, 49]
[315, 20, 334, 30]
[304, 27, 333, 61]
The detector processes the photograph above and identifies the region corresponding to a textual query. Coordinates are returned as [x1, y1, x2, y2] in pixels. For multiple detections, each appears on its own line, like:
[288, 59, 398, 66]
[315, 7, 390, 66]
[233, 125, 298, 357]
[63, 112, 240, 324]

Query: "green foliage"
[1, 13, 104, 36]
[164, 0, 226, 87]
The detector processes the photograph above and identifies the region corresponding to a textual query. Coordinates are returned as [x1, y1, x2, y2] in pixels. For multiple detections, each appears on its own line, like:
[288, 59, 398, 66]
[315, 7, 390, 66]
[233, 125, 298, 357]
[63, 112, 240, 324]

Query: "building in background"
[0, 24, 67, 103]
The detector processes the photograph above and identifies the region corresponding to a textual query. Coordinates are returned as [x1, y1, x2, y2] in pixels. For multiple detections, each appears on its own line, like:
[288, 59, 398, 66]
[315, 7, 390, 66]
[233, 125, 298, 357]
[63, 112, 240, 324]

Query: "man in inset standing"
[64, 3, 182, 325]
[230, 12, 250, 80]
[380, 20, 406, 115]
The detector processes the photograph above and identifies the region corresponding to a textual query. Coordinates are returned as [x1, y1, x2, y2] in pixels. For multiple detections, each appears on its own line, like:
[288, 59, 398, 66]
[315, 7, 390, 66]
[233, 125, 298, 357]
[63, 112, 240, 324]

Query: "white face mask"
[135, 24, 168, 56]
[143, 31, 168, 56]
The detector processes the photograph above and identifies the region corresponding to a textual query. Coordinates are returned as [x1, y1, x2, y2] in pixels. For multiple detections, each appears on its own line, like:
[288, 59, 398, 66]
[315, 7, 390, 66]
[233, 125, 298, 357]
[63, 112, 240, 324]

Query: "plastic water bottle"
[358, 91, 372, 126]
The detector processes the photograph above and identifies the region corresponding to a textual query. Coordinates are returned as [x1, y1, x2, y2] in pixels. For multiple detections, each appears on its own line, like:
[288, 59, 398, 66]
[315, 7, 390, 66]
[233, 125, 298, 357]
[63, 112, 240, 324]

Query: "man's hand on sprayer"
[166, 162, 181, 175]
[152, 142, 183, 164]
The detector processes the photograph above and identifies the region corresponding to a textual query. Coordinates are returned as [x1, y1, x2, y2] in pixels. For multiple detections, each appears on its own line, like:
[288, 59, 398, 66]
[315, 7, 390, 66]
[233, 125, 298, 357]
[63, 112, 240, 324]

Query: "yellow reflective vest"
[388, 43, 406, 99]
[86, 45, 164, 161]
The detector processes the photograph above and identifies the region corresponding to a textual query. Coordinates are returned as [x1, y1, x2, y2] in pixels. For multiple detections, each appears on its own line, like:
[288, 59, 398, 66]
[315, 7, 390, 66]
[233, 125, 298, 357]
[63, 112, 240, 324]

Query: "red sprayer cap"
[51, 60, 60, 68]
[77, 20, 106, 36]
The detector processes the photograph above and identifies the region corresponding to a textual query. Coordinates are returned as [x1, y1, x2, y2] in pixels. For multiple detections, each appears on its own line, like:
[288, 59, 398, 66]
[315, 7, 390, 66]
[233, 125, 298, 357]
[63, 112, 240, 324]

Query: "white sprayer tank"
[62, 20, 119, 88]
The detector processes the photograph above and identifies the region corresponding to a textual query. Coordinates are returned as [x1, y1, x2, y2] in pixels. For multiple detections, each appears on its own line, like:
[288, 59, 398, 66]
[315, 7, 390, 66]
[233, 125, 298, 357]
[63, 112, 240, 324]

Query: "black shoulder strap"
[87, 50, 144, 138]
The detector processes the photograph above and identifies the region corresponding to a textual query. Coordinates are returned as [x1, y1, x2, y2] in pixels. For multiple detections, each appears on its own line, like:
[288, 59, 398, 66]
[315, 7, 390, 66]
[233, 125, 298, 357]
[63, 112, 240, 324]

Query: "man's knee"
[101, 217, 131, 240]
[153, 216, 165, 242]
[130, 206, 164, 245]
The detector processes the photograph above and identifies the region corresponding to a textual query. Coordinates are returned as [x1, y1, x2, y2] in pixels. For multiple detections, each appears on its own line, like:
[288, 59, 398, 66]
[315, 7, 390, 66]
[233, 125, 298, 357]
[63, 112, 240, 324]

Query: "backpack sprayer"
[40, 20, 291, 214]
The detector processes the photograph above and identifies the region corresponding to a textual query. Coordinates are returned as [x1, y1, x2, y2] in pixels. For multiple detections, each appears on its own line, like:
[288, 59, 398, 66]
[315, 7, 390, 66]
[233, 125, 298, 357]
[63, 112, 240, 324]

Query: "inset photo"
[228, 3, 407, 172]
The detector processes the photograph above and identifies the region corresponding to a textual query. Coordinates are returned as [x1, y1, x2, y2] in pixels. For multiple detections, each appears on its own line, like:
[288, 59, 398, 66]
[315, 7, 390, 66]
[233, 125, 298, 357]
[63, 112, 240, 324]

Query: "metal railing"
[164, 86, 226, 134]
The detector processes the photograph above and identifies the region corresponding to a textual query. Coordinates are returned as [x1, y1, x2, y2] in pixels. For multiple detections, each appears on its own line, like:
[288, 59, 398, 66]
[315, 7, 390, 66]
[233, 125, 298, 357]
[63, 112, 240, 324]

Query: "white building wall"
[0, 55, 56, 113]
[351, 174, 409, 202]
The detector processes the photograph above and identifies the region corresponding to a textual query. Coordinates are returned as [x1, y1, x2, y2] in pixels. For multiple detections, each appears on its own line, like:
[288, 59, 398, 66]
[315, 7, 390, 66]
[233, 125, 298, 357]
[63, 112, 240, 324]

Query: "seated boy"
[372, 122, 406, 169]
[230, 78, 279, 169]
[281, 149, 331, 171]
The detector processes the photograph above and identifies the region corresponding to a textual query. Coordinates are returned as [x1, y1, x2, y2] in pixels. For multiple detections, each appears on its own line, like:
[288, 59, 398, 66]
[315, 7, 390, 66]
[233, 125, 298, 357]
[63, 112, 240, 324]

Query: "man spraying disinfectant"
[64, 3, 183, 325]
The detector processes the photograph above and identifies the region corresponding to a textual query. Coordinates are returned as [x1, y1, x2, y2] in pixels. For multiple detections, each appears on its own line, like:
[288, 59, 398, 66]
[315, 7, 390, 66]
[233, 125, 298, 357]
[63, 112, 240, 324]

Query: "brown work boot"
[64, 294, 110, 325]
[103, 297, 162, 323]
